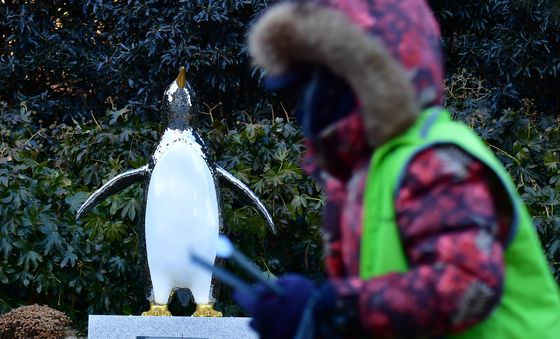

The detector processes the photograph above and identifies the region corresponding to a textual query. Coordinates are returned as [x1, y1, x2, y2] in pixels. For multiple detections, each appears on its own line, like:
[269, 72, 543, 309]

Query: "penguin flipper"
[215, 166, 277, 234]
[76, 165, 149, 219]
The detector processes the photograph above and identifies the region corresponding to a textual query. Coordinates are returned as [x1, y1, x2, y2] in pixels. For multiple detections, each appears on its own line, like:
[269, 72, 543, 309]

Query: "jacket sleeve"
[328, 145, 510, 338]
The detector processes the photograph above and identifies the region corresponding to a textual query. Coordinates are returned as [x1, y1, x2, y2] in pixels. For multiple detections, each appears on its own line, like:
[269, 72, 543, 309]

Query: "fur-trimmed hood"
[248, 0, 443, 147]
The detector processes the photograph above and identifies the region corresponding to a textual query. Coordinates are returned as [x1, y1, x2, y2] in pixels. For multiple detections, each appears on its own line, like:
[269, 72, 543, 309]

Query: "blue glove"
[234, 274, 334, 339]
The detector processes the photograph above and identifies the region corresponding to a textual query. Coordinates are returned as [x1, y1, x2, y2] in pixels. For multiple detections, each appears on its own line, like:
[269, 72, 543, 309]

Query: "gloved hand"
[234, 274, 335, 339]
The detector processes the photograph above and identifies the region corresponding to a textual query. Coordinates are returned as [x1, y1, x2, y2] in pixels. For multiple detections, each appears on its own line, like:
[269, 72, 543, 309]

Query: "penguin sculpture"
[76, 67, 276, 316]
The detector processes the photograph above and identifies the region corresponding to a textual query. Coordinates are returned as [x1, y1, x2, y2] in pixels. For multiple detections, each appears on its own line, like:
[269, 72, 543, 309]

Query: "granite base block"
[88, 315, 258, 339]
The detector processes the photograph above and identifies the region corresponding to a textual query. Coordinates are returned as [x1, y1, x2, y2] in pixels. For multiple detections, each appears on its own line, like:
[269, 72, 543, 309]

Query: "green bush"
[208, 114, 325, 279]
[0, 0, 278, 124]
[1, 0, 559, 334]
[0, 101, 155, 330]
[430, 0, 560, 113]
[0, 98, 324, 331]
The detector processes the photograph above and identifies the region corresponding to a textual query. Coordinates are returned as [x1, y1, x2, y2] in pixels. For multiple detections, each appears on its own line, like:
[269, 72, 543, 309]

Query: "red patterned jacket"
[248, 0, 508, 336]
[303, 111, 510, 338]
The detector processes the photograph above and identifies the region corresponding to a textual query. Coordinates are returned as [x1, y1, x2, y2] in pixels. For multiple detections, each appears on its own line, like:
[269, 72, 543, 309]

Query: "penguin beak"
[176, 66, 187, 89]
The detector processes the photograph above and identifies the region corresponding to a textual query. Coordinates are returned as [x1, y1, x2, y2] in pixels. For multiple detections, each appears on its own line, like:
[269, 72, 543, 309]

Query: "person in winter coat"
[234, 0, 560, 338]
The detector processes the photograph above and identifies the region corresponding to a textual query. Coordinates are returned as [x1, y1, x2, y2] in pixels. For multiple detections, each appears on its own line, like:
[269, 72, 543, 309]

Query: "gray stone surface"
[88, 315, 258, 339]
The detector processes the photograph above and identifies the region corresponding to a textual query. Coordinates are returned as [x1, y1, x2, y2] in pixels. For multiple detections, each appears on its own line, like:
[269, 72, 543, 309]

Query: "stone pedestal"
[88, 315, 257, 339]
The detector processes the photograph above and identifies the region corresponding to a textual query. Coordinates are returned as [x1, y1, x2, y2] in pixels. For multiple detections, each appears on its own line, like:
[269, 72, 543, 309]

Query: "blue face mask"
[294, 66, 355, 138]
[264, 65, 355, 138]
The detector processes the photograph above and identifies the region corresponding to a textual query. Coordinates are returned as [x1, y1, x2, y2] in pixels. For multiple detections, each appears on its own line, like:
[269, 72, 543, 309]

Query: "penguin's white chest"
[144, 137, 219, 304]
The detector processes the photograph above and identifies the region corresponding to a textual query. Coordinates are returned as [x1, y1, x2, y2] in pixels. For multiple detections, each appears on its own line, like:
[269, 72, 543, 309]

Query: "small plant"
[0, 304, 71, 339]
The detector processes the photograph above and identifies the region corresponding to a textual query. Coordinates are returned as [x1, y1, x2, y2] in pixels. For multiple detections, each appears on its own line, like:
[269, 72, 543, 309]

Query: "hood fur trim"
[249, 2, 418, 147]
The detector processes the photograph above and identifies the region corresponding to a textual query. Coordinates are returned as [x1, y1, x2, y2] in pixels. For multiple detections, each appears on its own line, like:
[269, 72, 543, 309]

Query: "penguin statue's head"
[161, 67, 196, 130]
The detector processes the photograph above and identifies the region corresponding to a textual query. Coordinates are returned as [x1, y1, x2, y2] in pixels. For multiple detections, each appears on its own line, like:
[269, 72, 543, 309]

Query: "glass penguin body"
[144, 71, 220, 306]
[76, 68, 276, 314]
[145, 127, 219, 305]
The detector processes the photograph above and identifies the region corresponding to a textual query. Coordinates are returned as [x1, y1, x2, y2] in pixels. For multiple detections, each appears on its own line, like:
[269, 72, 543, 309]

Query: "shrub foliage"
[0, 0, 276, 123]
[430, 0, 560, 113]
[0, 0, 559, 333]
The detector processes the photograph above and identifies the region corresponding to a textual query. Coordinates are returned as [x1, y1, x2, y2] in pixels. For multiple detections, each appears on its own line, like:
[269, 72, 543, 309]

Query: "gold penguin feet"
[141, 303, 172, 316]
[192, 303, 223, 317]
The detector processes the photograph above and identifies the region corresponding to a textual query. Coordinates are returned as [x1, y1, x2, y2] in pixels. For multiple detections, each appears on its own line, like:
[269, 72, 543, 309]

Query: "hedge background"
[1, 0, 559, 333]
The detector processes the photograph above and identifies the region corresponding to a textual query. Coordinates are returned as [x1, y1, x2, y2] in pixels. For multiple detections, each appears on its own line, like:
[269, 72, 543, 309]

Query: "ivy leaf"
[0, 173, 8, 187]
[0, 191, 15, 204]
[272, 146, 289, 162]
[39, 215, 57, 234]
[291, 194, 308, 210]
[17, 251, 43, 271]
[109, 197, 121, 216]
[544, 151, 558, 172]
[60, 247, 78, 268]
[105, 222, 128, 242]
[108, 106, 130, 125]
[42, 231, 64, 254]
[121, 198, 139, 221]
[85, 216, 105, 239]
[65, 192, 90, 213]
[69, 278, 82, 294]
[253, 178, 267, 194]
[549, 239, 560, 257]
[20, 271, 33, 287]
[263, 170, 285, 187]
[0, 238, 13, 260]
[109, 256, 126, 274]
[0, 269, 8, 284]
